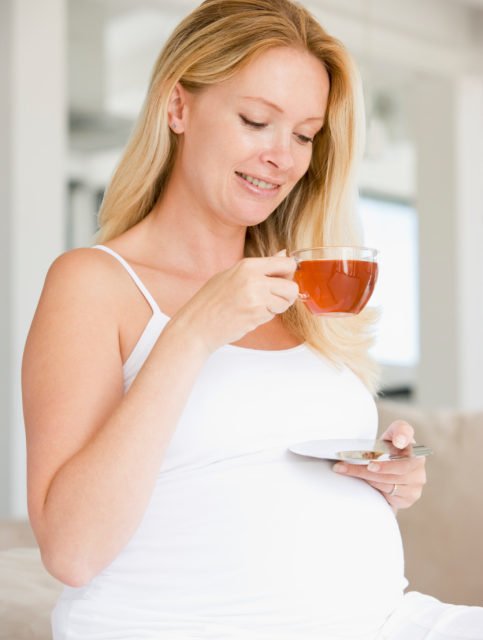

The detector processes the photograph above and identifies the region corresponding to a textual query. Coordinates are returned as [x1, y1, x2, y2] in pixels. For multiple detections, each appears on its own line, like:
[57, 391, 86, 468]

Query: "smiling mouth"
[235, 172, 280, 190]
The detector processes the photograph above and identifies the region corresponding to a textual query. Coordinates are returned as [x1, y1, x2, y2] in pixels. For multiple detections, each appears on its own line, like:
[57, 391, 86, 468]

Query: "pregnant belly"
[87, 449, 406, 631]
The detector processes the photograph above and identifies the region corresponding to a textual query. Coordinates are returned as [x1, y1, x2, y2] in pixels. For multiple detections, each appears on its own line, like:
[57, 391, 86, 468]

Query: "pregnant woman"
[22, 1, 483, 638]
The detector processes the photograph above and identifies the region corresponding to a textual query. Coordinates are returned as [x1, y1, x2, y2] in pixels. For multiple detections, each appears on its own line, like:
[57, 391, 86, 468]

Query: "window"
[359, 195, 419, 368]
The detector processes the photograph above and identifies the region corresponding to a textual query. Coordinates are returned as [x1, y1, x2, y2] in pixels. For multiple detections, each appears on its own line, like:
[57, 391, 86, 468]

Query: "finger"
[366, 479, 407, 496]
[268, 278, 299, 304]
[365, 456, 426, 477]
[265, 295, 295, 315]
[332, 461, 424, 484]
[257, 256, 298, 277]
[380, 420, 416, 449]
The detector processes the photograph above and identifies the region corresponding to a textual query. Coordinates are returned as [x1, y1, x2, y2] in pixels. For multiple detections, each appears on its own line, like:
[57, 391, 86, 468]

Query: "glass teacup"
[290, 246, 379, 317]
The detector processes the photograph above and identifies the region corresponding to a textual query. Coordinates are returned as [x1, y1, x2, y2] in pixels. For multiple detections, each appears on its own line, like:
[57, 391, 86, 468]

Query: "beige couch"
[1, 399, 482, 639]
[0, 524, 60, 639]
[378, 400, 483, 607]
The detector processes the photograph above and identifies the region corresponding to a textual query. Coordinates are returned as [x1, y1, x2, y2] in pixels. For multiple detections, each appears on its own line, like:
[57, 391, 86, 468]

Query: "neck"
[141, 171, 248, 279]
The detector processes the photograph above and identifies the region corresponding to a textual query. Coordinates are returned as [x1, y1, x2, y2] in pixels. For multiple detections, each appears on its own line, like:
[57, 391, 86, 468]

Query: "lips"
[235, 171, 280, 190]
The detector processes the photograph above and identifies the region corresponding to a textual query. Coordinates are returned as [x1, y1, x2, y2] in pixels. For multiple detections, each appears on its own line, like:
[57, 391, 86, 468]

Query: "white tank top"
[52, 245, 407, 640]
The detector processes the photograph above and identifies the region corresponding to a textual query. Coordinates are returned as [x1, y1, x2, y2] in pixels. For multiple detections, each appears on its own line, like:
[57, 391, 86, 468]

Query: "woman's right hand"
[168, 253, 299, 354]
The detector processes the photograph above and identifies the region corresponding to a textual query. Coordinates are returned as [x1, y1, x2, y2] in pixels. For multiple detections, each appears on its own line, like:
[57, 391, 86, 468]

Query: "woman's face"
[173, 46, 330, 228]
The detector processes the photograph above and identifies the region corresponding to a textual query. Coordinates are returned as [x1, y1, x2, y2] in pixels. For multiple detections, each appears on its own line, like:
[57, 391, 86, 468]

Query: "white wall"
[455, 77, 483, 411]
[1, 0, 66, 518]
[0, 0, 14, 518]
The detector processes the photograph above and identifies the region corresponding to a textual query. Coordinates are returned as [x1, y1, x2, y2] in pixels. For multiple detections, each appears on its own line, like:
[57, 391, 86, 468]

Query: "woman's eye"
[296, 134, 314, 145]
[239, 114, 314, 144]
[239, 114, 266, 129]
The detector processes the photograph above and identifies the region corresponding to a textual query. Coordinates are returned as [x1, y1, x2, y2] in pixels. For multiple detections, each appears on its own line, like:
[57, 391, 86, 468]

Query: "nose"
[260, 138, 295, 173]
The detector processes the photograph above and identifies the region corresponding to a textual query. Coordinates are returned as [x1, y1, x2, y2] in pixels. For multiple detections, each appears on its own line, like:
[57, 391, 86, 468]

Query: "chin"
[240, 214, 276, 228]
[233, 205, 279, 227]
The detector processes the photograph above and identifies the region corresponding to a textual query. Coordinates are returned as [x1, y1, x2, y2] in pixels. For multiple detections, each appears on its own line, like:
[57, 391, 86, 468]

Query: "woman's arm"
[23, 250, 210, 587]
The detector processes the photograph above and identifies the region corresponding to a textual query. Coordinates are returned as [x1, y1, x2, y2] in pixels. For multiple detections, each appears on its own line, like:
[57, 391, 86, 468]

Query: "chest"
[159, 347, 378, 471]
[119, 266, 302, 364]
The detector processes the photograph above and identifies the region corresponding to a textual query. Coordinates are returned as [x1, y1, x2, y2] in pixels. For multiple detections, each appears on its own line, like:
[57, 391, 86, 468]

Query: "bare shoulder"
[26, 247, 128, 358]
[23, 245, 126, 388]
[43, 246, 125, 302]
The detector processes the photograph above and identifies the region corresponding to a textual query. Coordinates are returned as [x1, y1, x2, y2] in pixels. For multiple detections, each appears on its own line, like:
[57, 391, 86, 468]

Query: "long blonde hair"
[97, 0, 380, 392]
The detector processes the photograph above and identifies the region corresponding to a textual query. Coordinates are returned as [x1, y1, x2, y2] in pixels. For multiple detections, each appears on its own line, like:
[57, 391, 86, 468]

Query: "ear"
[167, 82, 189, 133]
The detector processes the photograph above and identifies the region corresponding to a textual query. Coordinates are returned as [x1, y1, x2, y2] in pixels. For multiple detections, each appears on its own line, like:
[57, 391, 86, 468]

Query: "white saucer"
[288, 438, 432, 465]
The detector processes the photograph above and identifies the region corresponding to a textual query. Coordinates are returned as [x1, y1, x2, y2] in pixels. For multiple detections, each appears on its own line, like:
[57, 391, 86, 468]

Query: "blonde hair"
[97, 0, 380, 393]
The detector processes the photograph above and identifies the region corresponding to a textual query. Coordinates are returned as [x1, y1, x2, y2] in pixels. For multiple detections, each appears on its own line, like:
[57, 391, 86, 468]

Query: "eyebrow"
[240, 96, 325, 122]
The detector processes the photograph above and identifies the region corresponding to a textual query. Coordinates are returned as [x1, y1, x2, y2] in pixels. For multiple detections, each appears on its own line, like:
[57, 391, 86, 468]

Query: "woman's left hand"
[333, 420, 427, 511]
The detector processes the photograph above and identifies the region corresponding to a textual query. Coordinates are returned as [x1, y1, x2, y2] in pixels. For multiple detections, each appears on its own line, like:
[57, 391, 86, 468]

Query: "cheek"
[293, 147, 313, 180]
[198, 125, 251, 167]
[181, 132, 227, 181]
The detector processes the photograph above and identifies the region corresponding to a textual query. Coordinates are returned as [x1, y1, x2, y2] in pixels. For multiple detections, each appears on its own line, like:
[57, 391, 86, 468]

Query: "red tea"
[294, 259, 378, 316]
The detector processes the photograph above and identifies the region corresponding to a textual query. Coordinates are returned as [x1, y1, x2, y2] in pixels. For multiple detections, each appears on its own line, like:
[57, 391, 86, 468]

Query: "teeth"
[239, 172, 278, 190]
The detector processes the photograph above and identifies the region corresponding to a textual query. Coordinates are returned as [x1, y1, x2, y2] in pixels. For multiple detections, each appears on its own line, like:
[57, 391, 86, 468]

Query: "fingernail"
[368, 463, 380, 472]
[395, 436, 407, 448]
[333, 463, 347, 473]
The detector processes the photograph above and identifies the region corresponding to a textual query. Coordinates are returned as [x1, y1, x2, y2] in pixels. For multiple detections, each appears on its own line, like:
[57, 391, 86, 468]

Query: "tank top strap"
[92, 244, 162, 317]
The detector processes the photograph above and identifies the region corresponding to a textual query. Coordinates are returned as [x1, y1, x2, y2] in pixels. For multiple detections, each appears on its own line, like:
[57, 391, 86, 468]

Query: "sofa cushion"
[377, 399, 483, 606]
[0, 520, 36, 550]
[0, 547, 62, 640]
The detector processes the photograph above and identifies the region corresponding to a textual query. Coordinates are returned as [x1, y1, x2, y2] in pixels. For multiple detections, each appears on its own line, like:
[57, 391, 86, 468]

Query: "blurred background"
[1, 0, 482, 518]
